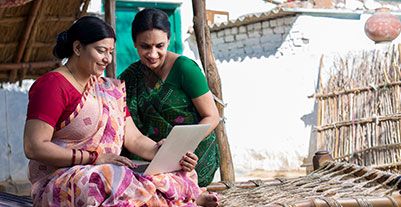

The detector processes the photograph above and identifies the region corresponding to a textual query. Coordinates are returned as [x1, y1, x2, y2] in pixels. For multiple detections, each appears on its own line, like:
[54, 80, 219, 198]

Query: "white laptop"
[132, 124, 210, 175]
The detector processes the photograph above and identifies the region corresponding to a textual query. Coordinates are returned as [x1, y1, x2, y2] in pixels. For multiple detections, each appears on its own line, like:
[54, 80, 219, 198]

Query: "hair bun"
[53, 30, 72, 59]
[56, 31, 69, 43]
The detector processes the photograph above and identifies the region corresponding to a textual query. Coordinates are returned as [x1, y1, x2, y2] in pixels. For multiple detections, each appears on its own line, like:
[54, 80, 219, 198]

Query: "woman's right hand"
[95, 153, 137, 169]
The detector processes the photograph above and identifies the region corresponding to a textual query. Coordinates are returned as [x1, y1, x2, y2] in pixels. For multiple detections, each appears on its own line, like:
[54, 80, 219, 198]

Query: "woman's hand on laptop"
[156, 139, 166, 149]
[180, 152, 198, 172]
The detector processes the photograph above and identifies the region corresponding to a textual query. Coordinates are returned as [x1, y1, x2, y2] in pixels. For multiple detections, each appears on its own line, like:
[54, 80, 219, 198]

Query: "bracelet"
[78, 149, 83, 165]
[87, 151, 99, 165]
[71, 149, 76, 166]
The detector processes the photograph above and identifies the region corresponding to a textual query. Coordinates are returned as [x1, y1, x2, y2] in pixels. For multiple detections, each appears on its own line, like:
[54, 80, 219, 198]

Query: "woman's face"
[77, 38, 115, 77]
[134, 29, 169, 70]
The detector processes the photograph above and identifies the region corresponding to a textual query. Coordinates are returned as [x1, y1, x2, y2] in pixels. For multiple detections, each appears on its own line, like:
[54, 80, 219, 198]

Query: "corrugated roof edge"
[209, 7, 401, 32]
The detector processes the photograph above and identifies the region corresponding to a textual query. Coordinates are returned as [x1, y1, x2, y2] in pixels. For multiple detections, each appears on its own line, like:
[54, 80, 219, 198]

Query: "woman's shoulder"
[30, 71, 67, 91]
[173, 56, 202, 73]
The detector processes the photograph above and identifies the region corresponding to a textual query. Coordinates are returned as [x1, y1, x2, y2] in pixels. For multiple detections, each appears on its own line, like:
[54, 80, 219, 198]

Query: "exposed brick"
[211, 32, 217, 39]
[276, 18, 285, 26]
[239, 26, 247, 33]
[224, 28, 231, 36]
[246, 24, 254, 31]
[262, 28, 274, 35]
[236, 33, 248, 40]
[284, 17, 296, 25]
[217, 30, 225, 37]
[269, 19, 277, 27]
[273, 26, 285, 34]
[225, 35, 235, 42]
[248, 31, 261, 38]
[231, 27, 238, 34]
[262, 21, 270, 28]
[253, 22, 262, 30]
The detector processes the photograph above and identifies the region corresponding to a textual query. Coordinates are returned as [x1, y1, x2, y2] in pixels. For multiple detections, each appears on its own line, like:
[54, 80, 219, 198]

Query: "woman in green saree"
[119, 8, 220, 187]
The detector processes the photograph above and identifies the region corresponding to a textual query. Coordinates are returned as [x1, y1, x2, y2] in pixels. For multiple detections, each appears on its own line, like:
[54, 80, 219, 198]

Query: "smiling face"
[134, 29, 170, 71]
[76, 37, 115, 77]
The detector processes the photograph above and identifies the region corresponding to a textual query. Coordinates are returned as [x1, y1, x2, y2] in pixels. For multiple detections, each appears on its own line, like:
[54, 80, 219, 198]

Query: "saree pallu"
[28, 76, 202, 207]
[120, 62, 220, 187]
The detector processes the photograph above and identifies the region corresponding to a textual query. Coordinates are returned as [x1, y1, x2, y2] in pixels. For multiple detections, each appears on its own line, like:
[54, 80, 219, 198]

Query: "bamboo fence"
[314, 44, 401, 172]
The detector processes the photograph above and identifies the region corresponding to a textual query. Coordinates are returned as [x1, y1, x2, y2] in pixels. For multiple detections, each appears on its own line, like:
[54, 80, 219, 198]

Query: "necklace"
[65, 64, 87, 91]
[64, 64, 96, 98]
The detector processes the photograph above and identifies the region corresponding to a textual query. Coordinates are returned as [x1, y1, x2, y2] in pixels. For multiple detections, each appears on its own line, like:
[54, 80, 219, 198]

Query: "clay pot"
[312, 150, 333, 170]
[364, 7, 401, 43]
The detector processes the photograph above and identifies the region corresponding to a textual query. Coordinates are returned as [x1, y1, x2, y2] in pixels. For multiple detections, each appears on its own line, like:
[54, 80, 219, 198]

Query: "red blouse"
[27, 72, 130, 129]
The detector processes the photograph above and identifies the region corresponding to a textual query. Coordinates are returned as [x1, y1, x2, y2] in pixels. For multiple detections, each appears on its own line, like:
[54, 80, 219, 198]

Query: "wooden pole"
[192, 0, 235, 183]
[292, 195, 401, 207]
[104, 0, 116, 78]
[9, 0, 43, 83]
[0, 61, 61, 72]
[19, 0, 46, 85]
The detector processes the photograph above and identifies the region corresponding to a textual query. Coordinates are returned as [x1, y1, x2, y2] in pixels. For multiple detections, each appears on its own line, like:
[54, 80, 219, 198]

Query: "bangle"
[71, 149, 76, 166]
[78, 149, 83, 165]
[88, 151, 99, 165]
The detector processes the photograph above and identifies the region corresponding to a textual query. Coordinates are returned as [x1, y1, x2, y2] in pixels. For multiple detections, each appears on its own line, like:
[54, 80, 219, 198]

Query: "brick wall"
[210, 15, 308, 61]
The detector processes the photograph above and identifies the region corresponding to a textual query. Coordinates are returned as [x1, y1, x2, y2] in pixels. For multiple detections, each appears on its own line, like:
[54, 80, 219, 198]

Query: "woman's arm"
[24, 119, 85, 167]
[123, 117, 159, 161]
[24, 119, 136, 168]
[192, 91, 220, 135]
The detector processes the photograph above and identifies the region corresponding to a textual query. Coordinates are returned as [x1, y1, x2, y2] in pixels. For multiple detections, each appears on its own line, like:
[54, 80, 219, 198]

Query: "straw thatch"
[0, 0, 90, 83]
[314, 44, 401, 172]
[219, 161, 401, 206]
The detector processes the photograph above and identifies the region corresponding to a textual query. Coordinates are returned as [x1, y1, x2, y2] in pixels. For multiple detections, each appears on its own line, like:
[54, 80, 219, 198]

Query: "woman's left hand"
[180, 152, 198, 172]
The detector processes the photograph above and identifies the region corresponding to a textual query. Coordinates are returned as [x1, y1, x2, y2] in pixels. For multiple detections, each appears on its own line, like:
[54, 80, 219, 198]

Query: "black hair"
[131, 8, 171, 43]
[53, 16, 116, 59]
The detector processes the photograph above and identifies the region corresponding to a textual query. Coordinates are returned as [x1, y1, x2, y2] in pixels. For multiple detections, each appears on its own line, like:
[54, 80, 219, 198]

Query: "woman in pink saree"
[23, 16, 218, 207]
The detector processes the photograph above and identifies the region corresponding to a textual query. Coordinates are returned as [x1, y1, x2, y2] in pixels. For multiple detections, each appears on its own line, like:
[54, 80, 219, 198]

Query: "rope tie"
[249, 179, 263, 187]
[319, 197, 343, 207]
[369, 83, 378, 91]
[212, 93, 227, 108]
[220, 180, 235, 189]
[385, 195, 399, 207]
[355, 197, 373, 207]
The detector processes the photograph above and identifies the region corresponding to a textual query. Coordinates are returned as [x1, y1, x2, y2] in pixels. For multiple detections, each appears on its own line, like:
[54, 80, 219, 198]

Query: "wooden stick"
[316, 55, 324, 150]
[0, 17, 24, 24]
[317, 113, 401, 131]
[78, 0, 91, 18]
[192, 0, 235, 183]
[104, 0, 116, 78]
[292, 195, 401, 207]
[206, 179, 284, 192]
[309, 81, 401, 99]
[10, 0, 43, 83]
[18, 0, 45, 84]
[42, 16, 75, 22]
[0, 61, 61, 71]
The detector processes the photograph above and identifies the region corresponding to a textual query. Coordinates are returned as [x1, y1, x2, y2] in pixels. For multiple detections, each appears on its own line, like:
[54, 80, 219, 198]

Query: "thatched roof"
[0, 0, 90, 83]
[217, 161, 401, 206]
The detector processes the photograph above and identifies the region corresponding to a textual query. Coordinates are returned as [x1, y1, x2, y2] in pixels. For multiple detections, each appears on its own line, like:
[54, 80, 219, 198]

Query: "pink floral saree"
[28, 76, 203, 207]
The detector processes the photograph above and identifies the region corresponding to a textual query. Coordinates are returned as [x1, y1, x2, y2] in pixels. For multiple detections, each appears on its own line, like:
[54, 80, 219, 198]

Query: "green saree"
[119, 56, 220, 187]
